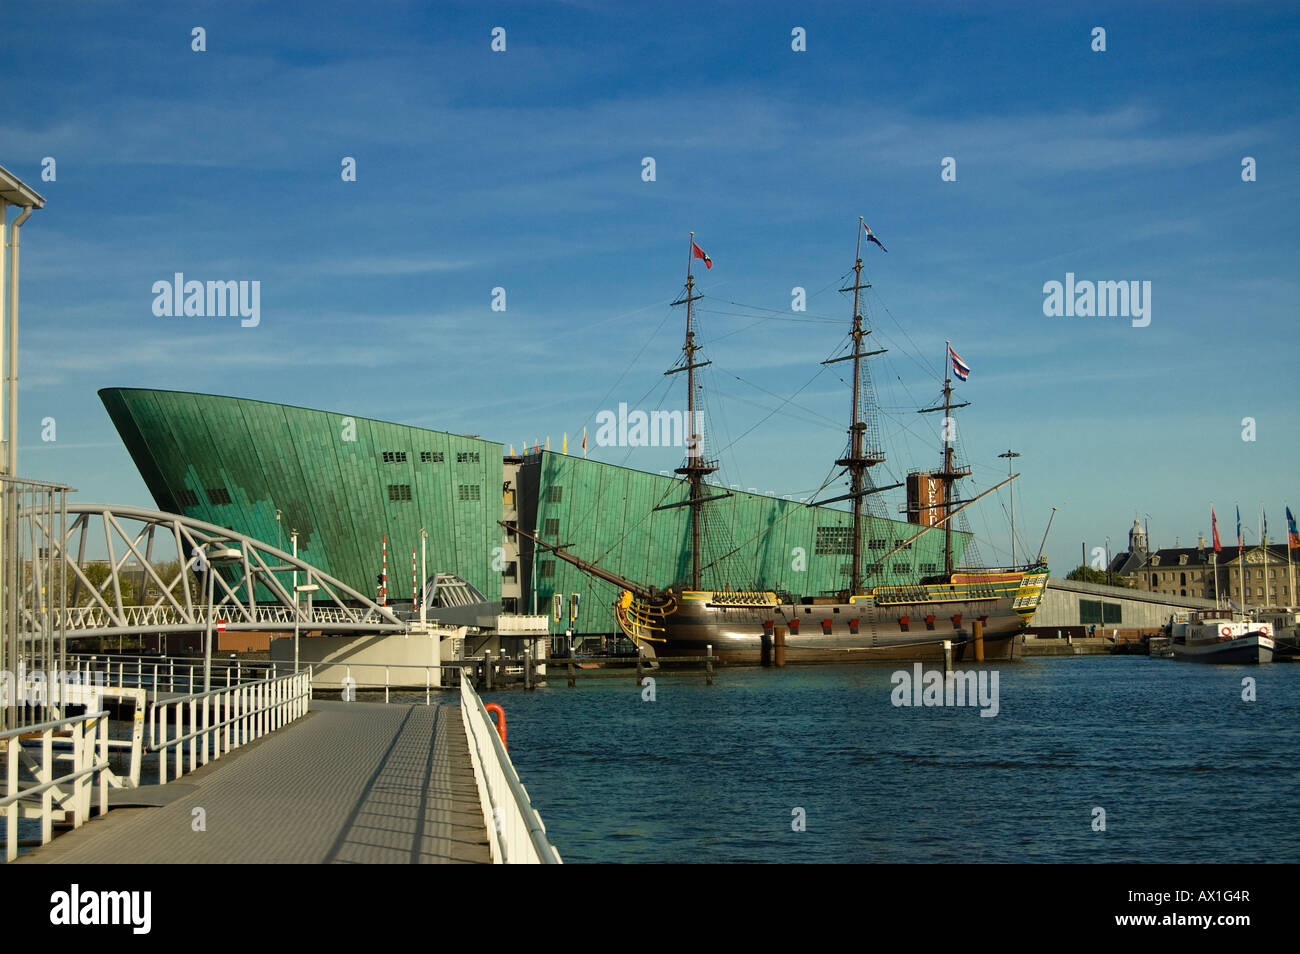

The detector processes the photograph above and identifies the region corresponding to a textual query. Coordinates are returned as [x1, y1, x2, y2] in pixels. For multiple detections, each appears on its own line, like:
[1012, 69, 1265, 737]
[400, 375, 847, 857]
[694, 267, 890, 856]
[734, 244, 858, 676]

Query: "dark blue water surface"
[484, 658, 1300, 864]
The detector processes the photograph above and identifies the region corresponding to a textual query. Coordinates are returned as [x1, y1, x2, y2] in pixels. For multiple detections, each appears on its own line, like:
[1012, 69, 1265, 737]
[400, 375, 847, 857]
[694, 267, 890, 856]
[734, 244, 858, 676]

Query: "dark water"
[484, 658, 1300, 864]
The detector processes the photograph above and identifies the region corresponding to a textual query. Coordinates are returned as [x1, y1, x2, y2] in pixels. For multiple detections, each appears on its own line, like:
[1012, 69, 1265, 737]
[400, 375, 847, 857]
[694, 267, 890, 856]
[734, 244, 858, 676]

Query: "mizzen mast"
[919, 339, 971, 577]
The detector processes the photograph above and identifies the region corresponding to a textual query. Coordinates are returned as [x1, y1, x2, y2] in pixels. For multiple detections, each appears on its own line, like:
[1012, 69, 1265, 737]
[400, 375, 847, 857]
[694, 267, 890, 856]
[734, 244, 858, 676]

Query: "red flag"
[691, 240, 712, 269]
[1211, 508, 1222, 552]
[582, 428, 587, 450]
[862, 222, 888, 252]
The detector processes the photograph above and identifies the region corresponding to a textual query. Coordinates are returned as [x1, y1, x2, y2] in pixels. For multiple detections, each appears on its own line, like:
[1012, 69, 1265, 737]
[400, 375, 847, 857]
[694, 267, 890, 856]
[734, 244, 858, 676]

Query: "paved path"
[17, 701, 490, 864]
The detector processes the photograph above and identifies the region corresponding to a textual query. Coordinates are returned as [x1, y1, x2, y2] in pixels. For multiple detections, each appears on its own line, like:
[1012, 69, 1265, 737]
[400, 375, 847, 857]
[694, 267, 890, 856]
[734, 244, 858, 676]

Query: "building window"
[893, 562, 909, 575]
[1180, 573, 1186, 585]
[1080, 600, 1103, 624]
[457, 485, 481, 502]
[547, 486, 563, 503]
[839, 563, 853, 578]
[382, 451, 408, 463]
[176, 489, 199, 508]
[868, 538, 887, 550]
[816, 527, 852, 555]
[387, 484, 412, 502]
[420, 451, 443, 463]
[502, 561, 517, 581]
[207, 488, 232, 506]
[502, 597, 518, 614]
[457, 451, 481, 464]
[539, 561, 555, 579]
[1103, 602, 1122, 623]
[919, 563, 938, 573]
[544, 518, 560, 537]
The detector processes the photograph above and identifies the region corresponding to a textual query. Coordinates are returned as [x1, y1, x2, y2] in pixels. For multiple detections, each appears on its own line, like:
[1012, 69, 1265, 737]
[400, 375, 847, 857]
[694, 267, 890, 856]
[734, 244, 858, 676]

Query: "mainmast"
[667, 232, 720, 591]
[919, 340, 971, 577]
[823, 218, 892, 595]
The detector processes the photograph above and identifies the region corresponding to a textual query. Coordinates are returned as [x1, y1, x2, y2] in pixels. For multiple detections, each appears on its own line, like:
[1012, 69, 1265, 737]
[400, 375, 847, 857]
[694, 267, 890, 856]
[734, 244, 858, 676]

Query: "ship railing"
[2, 710, 111, 861]
[459, 669, 561, 865]
[148, 670, 311, 785]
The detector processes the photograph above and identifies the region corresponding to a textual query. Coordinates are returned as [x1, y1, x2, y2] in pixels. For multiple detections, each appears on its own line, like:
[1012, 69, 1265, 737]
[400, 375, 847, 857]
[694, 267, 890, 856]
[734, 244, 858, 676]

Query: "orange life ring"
[484, 703, 507, 750]
[1220, 626, 1232, 637]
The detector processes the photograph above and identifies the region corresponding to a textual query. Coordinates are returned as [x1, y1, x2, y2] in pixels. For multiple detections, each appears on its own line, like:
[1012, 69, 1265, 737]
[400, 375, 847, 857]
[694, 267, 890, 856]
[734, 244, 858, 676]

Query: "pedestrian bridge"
[18, 504, 404, 640]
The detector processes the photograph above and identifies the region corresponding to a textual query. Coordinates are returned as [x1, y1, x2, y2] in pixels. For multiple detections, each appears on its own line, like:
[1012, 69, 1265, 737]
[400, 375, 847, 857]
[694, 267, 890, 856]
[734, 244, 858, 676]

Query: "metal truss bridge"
[18, 504, 404, 640]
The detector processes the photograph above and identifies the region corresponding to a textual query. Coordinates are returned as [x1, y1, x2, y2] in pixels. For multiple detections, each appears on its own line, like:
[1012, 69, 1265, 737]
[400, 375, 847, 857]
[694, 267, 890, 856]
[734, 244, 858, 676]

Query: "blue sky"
[3, 0, 1298, 574]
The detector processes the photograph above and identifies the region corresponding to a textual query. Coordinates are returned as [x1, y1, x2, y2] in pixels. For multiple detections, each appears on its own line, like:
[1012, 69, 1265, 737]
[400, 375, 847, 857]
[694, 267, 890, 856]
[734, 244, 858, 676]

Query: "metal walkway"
[14, 700, 489, 864]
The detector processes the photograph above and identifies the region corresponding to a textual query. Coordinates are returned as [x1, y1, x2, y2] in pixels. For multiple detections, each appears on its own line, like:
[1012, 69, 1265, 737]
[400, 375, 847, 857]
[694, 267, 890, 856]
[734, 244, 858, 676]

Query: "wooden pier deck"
[14, 700, 490, 864]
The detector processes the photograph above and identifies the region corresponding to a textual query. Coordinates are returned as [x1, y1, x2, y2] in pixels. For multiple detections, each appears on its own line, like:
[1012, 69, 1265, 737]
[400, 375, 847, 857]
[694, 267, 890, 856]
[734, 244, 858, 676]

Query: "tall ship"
[515, 221, 1049, 663]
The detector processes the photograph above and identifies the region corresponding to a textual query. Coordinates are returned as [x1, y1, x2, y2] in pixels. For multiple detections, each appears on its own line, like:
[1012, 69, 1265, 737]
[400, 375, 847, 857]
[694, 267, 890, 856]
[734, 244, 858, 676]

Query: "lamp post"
[203, 546, 242, 692]
[998, 449, 1021, 567]
[294, 579, 319, 674]
[419, 527, 428, 627]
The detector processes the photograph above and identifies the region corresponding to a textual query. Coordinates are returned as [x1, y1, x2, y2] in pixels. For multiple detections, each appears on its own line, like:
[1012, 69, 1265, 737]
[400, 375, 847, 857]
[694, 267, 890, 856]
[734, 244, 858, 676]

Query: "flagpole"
[1261, 506, 1268, 608]
[1240, 505, 1247, 617]
[1288, 509, 1295, 609]
[1211, 504, 1220, 608]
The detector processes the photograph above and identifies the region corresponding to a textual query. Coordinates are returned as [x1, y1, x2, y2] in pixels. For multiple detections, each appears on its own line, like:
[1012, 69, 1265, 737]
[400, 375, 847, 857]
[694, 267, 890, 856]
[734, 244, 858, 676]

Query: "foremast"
[666, 232, 722, 591]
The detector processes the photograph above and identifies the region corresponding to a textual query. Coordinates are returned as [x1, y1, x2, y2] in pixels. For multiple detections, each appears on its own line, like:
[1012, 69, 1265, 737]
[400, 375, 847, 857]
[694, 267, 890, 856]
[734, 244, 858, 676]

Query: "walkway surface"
[16, 700, 490, 864]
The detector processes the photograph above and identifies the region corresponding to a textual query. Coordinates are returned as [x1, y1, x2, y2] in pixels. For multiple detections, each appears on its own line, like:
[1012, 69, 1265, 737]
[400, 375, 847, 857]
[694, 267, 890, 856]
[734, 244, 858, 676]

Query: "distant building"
[1109, 517, 1297, 607]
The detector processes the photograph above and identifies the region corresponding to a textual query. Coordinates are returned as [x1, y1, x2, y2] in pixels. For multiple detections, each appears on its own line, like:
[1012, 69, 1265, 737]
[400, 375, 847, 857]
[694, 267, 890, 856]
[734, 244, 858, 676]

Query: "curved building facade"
[100, 388, 968, 635]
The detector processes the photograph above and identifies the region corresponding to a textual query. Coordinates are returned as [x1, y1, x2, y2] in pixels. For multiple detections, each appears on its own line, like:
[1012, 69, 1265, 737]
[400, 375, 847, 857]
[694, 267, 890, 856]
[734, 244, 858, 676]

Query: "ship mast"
[823, 218, 891, 595]
[667, 232, 720, 591]
[919, 340, 971, 577]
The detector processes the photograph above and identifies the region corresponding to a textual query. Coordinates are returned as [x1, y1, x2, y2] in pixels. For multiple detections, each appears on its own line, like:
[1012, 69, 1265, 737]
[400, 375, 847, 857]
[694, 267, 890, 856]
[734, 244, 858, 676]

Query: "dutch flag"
[949, 345, 971, 382]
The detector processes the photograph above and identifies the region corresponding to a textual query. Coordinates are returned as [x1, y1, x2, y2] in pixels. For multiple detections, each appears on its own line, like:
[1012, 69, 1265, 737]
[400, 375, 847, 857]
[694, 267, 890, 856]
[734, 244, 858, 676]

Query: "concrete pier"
[15, 700, 489, 864]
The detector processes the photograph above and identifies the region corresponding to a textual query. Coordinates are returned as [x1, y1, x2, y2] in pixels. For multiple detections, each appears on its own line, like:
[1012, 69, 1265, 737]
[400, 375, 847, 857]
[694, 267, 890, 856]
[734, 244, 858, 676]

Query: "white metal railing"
[148, 671, 311, 784]
[495, 615, 550, 634]
[2, 711, 111, 861]
[66, 653, 278, 696]
[35, 603, 395, 633]
[459, 670, 560, 864]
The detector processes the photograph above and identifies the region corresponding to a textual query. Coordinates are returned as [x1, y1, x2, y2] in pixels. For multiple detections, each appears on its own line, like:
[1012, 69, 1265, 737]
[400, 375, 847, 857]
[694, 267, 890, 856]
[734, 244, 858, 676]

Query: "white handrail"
[459, 670, 560, 864]
[148, 671, 311, 784]
[1, 711, 111, 861]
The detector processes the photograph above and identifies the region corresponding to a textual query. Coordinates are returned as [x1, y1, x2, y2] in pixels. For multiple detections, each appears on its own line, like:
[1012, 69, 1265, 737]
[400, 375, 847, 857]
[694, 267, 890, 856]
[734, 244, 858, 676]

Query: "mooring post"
[973, 619, 985, 663]
[774, 626, 787, 668]
[706, 643, 714, 685]
[484, 656, 493, 691]
[567, 644, 576, 689]
[942, 639, 953, 674]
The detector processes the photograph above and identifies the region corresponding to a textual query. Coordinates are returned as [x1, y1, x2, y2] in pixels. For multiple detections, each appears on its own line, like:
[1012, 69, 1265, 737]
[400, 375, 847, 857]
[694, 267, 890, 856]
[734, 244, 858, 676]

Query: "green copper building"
[100, 388, 967, 635]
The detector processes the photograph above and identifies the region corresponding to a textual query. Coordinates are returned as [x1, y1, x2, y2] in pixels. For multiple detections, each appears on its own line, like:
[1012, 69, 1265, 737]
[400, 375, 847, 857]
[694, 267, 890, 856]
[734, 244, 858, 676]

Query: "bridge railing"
[66, 652, 279, 696]
[459, 669, 561, 864]
[1, 711, 111, 861]
[149, 671, 311, 785]
[32, 603, 400, 634]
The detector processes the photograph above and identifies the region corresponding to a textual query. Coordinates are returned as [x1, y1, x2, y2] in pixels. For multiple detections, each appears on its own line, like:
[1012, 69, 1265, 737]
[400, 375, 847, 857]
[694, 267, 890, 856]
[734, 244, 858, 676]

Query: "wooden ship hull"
[617, 570, 1049, 664]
